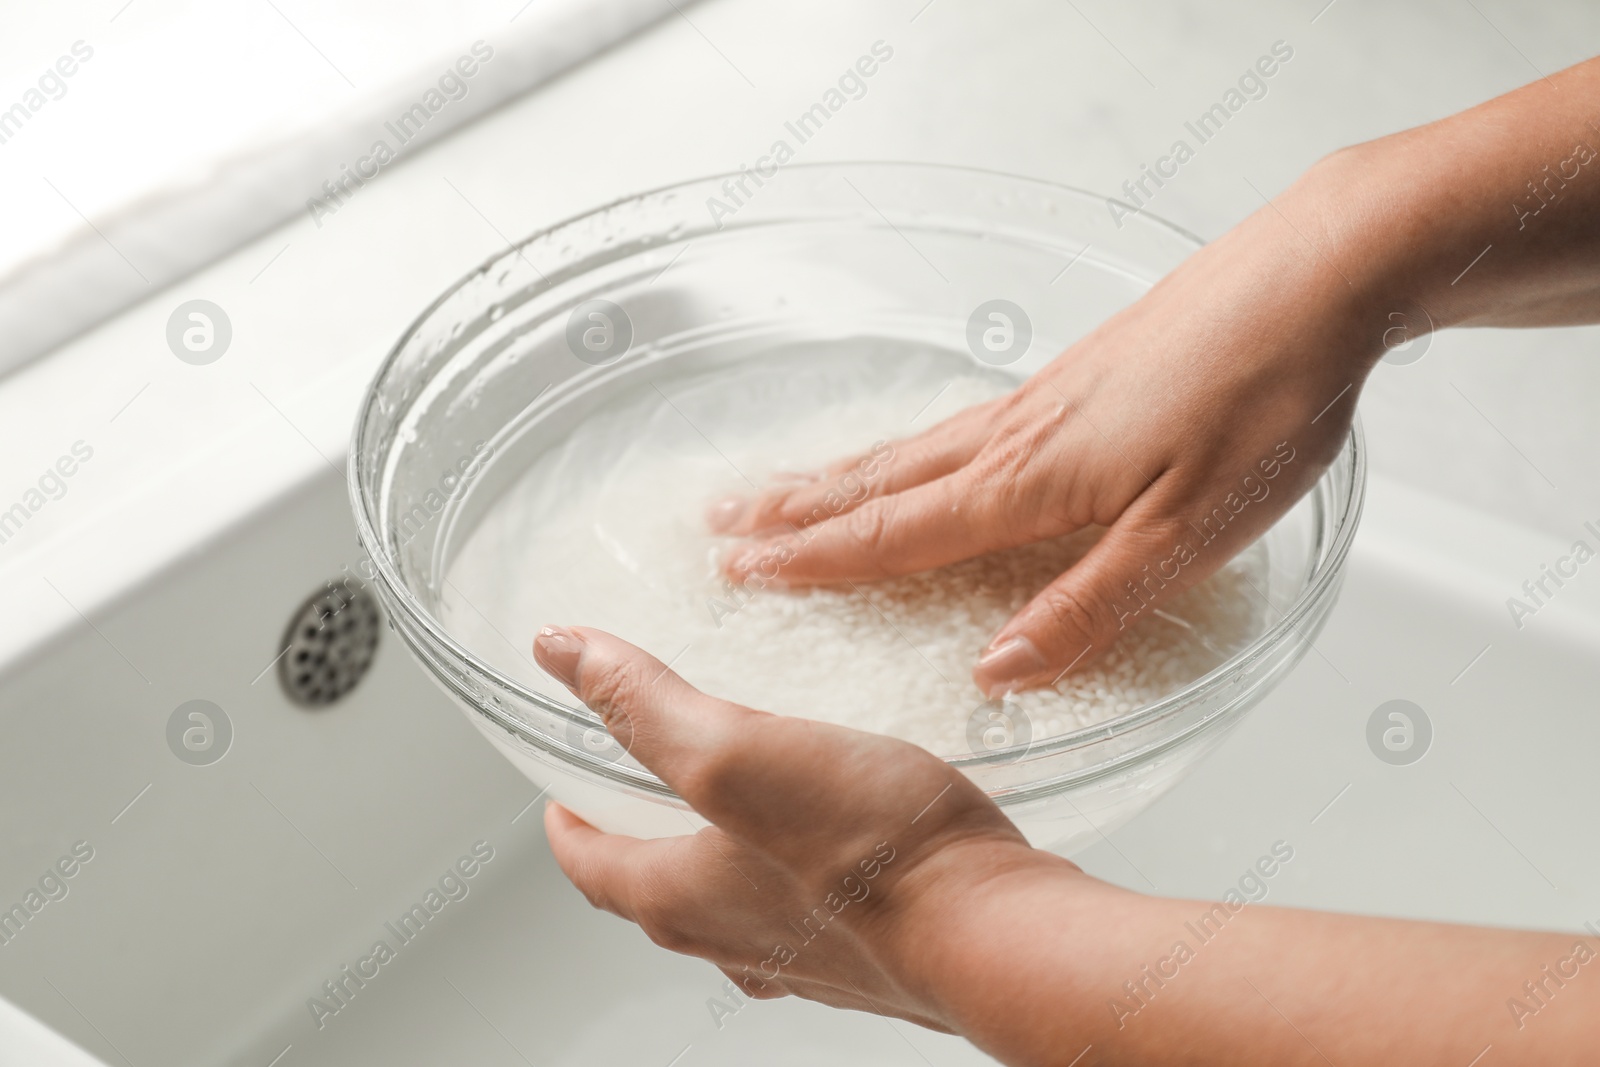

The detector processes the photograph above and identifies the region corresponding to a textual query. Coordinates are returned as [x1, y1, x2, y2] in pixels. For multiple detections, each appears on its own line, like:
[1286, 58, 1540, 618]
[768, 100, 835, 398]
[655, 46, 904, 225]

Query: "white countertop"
[0, 0, 677, 373]
[2, 0, 1598, 667]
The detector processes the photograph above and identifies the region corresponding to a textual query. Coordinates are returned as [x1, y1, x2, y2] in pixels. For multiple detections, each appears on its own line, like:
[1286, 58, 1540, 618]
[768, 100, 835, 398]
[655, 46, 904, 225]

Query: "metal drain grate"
[278, 582, 381, 707]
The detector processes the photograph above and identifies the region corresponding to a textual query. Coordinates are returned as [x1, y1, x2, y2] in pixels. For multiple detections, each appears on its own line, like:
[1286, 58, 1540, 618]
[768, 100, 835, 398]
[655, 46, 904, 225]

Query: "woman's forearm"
[1290, 55, 1600, 334]
[888, 852, 1599, 1066]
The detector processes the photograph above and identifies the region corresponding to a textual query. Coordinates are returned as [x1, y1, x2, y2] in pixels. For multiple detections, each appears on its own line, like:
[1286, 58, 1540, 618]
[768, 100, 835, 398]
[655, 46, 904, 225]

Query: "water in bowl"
[439, 340, 1269, 757]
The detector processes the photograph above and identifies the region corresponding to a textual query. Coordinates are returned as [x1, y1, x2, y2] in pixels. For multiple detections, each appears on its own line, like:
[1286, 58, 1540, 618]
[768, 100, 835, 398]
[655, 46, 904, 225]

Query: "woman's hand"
[710, 163, 1398, 696]
[532, 624, 1087, 1032]
[531, 625, 1599, 1067]
[714, 40, 1600, 698]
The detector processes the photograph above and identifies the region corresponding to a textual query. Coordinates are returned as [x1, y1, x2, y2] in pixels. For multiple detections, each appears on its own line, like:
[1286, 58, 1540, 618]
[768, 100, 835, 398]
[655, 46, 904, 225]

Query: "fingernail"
[723, 542, 764, 580]
[533, 625, 584, 689]
[706, 496, 746, 533]
[973, 636, 1048, 697]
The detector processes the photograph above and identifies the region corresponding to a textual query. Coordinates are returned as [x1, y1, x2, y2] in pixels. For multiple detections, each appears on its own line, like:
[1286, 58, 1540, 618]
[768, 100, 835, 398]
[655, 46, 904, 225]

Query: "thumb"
[972, 500, 1206, 697]
[532, 626, 759, 813]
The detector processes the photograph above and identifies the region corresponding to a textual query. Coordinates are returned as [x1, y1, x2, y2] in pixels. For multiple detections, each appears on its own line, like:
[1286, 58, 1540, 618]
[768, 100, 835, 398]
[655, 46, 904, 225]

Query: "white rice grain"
[441, 351, 1268, 758]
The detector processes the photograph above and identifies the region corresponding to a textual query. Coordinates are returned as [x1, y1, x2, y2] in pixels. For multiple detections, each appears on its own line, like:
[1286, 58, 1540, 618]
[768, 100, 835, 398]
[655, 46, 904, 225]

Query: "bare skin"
[711, 58, 1600, 696]
[536, 58, 1600, 1067]
[536, 627, 1600, 1067]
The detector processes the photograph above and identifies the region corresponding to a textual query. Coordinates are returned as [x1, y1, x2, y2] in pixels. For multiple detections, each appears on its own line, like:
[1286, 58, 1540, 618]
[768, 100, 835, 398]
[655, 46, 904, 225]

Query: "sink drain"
[278, 582, 381, 707]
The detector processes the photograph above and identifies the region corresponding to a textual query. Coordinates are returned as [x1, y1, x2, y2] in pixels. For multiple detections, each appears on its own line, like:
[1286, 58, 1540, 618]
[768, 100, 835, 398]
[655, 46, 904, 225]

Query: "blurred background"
[2, 2, 1598, 1065]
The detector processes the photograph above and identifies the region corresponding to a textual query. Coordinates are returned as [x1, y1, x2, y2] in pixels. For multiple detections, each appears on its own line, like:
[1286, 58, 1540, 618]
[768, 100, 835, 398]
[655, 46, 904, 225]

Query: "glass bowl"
[350, 162, 1365, 855]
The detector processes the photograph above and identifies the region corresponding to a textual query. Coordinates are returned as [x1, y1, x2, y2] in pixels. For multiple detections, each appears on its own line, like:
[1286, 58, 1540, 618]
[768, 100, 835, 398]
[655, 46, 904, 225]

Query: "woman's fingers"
[546, 803, 776, 959]
[708, 439, 947, 537]
[972, 492, 1193, 696]
[534, 625, 856, 841]
[543, 801, 681, 923]
[532, 626, 1008, 855]
[706, 397, 1005, 537]
[533, 626, 761, 820]
[721, 470, 1027, 587]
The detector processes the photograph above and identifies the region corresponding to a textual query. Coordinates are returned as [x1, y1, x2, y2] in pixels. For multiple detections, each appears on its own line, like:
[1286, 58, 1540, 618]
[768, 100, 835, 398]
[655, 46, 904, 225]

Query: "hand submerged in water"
[707, 170, 1404, 695]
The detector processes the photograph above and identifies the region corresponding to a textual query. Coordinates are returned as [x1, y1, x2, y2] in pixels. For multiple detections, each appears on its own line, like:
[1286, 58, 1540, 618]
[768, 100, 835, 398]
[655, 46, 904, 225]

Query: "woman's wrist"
[1289, 57, 1600, 337]
[872, 839, 1139, 1060]
[1267, 140, 1451, 366]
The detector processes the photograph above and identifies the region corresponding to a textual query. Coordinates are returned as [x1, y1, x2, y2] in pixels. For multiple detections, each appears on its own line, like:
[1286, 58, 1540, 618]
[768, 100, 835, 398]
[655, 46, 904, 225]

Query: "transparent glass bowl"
[350, 162, 1364, 855]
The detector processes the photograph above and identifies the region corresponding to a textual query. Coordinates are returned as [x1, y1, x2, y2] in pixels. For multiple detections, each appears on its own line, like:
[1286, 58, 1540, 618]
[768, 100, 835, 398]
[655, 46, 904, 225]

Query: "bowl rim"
[350, 160, 1366, 800]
